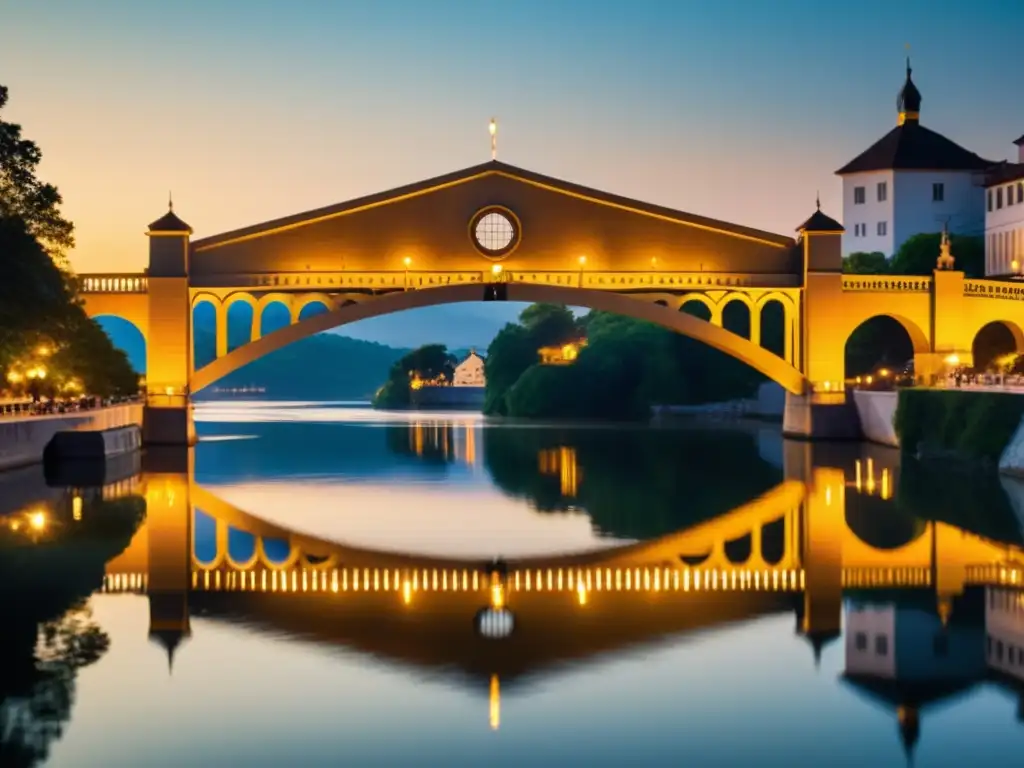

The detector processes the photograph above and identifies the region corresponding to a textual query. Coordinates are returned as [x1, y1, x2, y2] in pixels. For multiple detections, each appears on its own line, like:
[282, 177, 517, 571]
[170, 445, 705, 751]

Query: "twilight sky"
[3, 0, 1023, 275]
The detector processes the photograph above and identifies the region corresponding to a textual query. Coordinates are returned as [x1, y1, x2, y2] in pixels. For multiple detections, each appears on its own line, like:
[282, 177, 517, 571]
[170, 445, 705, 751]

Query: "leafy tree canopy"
[372, 343, 457, 409]
[0, 85, 74, 264]
[0, 216, 137, 397]
[891, 232, 984, 278]
[843, 251, 888, 274]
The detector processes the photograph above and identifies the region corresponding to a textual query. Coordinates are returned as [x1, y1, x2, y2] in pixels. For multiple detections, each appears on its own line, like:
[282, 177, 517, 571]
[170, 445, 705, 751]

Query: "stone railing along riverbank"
[0, 404, 143, 472]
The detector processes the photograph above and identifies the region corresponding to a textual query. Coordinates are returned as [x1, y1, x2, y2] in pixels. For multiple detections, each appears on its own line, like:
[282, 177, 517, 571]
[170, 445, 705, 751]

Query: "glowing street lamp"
[577, 255, 587, 288]
[403, 256, 412, 290]
[6, 370, 23, 385]
[36, 344, 52, 357]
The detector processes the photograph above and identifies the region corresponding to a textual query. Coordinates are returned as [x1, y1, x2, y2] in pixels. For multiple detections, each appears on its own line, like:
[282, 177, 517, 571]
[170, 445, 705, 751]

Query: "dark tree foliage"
[891, 233, 984, 278]
[0, 217, 138, 396]
[372, 343, 457, 408]
[0, 85, 74, 263]
[843, 251, 888, 274]
[0, 494, 144, 767]
[486, 302, 770, 420]
[482, 425, 782, 539]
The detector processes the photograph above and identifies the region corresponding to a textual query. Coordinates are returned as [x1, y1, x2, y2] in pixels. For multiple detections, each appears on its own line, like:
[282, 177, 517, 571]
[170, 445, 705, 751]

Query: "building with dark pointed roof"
[836, 60, 993, 259]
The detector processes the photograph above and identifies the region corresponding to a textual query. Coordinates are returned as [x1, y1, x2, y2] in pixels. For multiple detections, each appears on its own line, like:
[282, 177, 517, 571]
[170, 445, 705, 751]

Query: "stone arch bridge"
[79, 161, 1024, 442]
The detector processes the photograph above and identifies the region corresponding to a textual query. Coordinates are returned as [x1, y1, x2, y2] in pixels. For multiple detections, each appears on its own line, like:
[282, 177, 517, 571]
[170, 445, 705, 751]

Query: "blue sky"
[5, 0, 1023, 350]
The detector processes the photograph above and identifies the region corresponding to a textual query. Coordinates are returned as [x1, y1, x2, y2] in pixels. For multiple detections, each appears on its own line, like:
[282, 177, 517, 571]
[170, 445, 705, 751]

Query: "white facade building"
[983, 136, 1024, 276]
[837, 61, 992, 258]
[453, 349, 485, 387]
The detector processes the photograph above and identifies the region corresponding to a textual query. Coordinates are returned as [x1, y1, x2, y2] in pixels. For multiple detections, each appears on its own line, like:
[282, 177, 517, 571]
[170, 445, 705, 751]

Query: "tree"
[483, 323, 538, 415]
[0, 85, 74, 264]
[843, 251, 889, 274]
[891, 232, 985, 277]
[0, 216, 137, 396]
[372, 343, 457, 409]
[517, 303, 581, 348]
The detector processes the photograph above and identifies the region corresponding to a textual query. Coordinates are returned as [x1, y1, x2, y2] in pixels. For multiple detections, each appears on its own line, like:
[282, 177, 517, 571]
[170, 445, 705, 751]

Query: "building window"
[877, 221, 887, 236]
[998, 188, 1004, 209]
[989, 189, 995, 212]
[932, 183, 944, 202]
[854, 186, 866, 204]
[1010, 185, 1017, 207]
[1018, 182, 1023, 204]
[875, 635, 889, 656]
[855, 632, 868, 651]
[877, 182, 887, 202]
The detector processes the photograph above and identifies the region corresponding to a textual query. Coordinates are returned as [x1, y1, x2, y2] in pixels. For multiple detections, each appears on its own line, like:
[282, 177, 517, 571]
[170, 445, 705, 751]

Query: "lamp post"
[1013, 259, 1021, 279]
[491, 263, 503, 282]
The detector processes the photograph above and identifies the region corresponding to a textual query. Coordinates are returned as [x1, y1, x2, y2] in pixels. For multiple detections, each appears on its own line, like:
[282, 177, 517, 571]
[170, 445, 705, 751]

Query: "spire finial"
[168, 191, 174, 212]
[489, 117, 497, 161]
[816, 191, 821, 211]
[905, 43, 912, 76]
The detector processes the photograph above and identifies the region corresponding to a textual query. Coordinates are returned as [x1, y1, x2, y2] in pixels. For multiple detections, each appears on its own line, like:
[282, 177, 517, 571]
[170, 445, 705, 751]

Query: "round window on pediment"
[469, 206, 521, 259]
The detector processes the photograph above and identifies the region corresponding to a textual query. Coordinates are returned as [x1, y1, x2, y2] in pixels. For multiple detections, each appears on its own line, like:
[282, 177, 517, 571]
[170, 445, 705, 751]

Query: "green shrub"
[894, 388, 1024, 464]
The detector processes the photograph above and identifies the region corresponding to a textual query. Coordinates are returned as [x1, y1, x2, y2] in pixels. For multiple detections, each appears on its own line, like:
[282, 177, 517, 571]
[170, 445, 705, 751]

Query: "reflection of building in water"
[538, 446, 579, 497]
[453, 350, 486, 387]
[843, 598, 987, 761]
[538, 339, 586, 365]
[986, 588, 1024, 689]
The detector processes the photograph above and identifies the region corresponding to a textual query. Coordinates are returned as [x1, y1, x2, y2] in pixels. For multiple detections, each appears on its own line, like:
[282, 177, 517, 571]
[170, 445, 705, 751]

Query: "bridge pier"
[144, 448, 193, 671]
[782, 392, 861, 441]
[143, 203, 195, 447]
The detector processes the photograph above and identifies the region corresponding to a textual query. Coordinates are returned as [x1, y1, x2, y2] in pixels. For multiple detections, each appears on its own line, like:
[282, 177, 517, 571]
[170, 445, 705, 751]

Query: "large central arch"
[189, 282, 807, 394]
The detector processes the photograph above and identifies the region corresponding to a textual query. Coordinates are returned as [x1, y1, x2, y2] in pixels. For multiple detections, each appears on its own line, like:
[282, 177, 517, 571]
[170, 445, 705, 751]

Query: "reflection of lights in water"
[490, 675, 500, 731]
[402, 580, 412, 605]
[477, 608, 515, 639]
[72, 496, 83, 521]
[577, 581, 588, 605]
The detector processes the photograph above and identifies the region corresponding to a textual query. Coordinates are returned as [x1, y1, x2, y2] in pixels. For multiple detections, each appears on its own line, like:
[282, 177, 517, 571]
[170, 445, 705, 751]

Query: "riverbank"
[0, 404, 142, 472]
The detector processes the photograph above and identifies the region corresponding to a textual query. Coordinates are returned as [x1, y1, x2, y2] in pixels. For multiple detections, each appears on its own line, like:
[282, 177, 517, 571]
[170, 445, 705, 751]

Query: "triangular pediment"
[193, 161, 792, 252]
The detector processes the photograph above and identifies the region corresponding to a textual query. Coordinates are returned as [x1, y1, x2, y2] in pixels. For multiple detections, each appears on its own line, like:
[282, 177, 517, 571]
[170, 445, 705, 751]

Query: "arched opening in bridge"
[194, 510, 218, 566]
[94, 316, 146, 373]
[759, 301, 786, 358]
[761, 517, 786, 565]
[845, 495, 927, 550]
[721, 300, 751, 341]
[298, 301, 331, 322]
[262, 537, 291, 565]
[724, 533, 752, 564]
[972, 321, 1023, 372]
[260, 301, 291, 338]
[844, 316, 921, 379]
[193, 301, 217, 370]
[226, 301, 255, 353]
[676, 299, 768, 402]
[227, 528, 258, 567]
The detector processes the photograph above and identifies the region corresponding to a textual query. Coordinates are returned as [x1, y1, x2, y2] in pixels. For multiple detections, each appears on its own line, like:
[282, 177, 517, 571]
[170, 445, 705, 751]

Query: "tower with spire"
[835, 57, 993, 260]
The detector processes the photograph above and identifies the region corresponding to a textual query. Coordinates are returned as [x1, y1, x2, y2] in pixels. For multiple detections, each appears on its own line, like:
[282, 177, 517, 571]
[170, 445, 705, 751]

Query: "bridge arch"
[190, 283, 807, 394]
[844, 312, 930, 378]
[971, 319, 1024, 370]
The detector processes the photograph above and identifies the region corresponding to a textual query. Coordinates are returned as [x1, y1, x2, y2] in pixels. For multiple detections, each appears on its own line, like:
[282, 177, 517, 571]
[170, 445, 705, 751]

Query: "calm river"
[4, 402, 1024, 767]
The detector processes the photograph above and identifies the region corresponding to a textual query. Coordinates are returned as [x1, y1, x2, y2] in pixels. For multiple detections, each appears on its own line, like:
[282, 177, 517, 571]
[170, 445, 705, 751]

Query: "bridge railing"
[186, 270, 802, 292]
[841, 275, 932, 292]
[964, 278, 1024, 301]
[79, 273, 148, 294]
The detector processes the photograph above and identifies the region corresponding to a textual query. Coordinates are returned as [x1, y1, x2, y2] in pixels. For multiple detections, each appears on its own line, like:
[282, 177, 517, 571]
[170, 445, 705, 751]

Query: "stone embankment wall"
[411, 386, 485, 410]
[851, 391, 899, 448]
[0, 404, 143, 472]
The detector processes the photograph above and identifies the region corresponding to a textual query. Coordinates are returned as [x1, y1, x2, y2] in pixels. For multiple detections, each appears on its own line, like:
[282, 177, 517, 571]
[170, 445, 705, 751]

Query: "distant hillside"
[195, 332, 408, 401]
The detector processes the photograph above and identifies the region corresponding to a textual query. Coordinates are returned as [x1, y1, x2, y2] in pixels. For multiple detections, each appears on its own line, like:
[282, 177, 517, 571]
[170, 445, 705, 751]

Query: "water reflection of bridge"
[20, 443, 1024, 749]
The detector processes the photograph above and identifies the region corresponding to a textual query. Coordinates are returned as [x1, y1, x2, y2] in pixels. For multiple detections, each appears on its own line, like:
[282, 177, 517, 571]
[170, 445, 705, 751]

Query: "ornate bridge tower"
[143, 203, 195, 445]
[783, 204, 859, 439]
